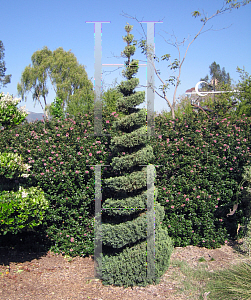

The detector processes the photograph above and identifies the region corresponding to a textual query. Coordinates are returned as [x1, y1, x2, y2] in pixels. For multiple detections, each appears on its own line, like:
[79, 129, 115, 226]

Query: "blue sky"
[1, 0, 251, 116]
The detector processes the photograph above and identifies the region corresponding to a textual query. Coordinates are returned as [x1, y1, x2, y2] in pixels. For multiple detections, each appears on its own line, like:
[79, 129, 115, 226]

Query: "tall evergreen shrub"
[96, 23, 173, 287]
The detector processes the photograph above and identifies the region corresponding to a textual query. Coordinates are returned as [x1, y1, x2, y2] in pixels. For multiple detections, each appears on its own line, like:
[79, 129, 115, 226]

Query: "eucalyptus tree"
[0, 40, 12, 88]
[17, 46, 94, 120]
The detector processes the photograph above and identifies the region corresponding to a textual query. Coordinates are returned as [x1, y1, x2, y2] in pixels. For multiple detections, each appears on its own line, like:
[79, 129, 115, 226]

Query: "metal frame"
[85, 21, 163, 281]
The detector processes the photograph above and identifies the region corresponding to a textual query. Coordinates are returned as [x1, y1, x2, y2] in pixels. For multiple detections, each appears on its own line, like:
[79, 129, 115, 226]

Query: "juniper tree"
[96, 23, 173, 288]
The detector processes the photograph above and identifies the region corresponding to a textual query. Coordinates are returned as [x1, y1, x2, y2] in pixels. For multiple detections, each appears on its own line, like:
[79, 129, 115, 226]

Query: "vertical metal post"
[85, 21, 162, 280]
[86, 21, 110, 137]
[139, 21, 163, 137]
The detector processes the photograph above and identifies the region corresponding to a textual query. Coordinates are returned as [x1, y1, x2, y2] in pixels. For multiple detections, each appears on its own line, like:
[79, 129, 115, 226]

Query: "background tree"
[17, 46, 52, 119]
[235, 67, 251, 117]
[200, 61, 231, 91]
[195, 62, 239, 120]
[96, 23, 173, 288]
[17, 46, 94, 120]
[100, 85, 128, 118]
[46, 97, 64, 120]
[121, 0, 250, 120]
[49, 47, 95, 117]
[0, 41, 12, 88]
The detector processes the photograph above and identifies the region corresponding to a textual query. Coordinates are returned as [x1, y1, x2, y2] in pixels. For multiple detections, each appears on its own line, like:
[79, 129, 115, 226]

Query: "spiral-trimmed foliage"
[96, 23, 173, 287]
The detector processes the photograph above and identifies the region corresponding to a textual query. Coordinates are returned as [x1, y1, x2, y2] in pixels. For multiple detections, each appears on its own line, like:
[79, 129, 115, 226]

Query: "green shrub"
[93, 23, 174, 286]
[96, 226, 173, 288]
[0, 185, 49, 235]
[0, 151, 31, 179]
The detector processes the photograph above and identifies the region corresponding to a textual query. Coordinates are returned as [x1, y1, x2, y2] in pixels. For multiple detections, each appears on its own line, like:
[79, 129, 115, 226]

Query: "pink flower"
[85, 170, 89, 174]
[163, 187, 166, 190]
[75, 170, 80, 174]
[219, 219, 223, 222]
[166, 200, 169, 202]
[215, 205, 218, 208]
[70, 237, 74, 242]
[84, 233, 87, 236]
[40, 173, 45, 176]
[27, 150, 31, 153]
[70, 249, 73, 252]
[186, 198, 189, 201]
[106, 120, 109, 123]
[197, 195, 200, 198]
[168, 225, 171, 228]
[66, 235, 69, 237]
[171, 206, 175, 209]
[89, 153, 92, 156]
[16, 134, 19, 137]
[44, 163, 47, 166]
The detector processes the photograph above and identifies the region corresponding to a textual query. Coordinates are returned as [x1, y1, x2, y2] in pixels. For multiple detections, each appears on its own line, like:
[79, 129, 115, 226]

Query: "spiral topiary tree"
[95, 23, 174, 288]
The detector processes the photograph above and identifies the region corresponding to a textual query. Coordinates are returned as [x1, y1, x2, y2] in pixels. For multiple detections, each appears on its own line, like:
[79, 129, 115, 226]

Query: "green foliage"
[100, 87, 126, 118]
[46, 97, 64, 120]
[200, 61, 231, 90]
[0, 108, 122, 256]
[0, 99, 251, 258]
[0, 92, 28, 130]
[0, 41, 11, 88]
[148, 111, 251, 248]
[235, 68, 251, 117]
[0, 152, 31, 179]
[96, 227, 173, 287]
[0, 186, 49, 235]
[96, 23, 174, 287]
[17, 46, 94, 120]
[0, 151, 48, 236]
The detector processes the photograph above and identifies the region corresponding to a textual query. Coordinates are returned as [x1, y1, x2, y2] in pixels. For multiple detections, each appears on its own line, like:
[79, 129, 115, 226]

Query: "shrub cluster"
[0, 106, 250, 256]
[0, 152, 48, 235]
[148, 111, 251, 248]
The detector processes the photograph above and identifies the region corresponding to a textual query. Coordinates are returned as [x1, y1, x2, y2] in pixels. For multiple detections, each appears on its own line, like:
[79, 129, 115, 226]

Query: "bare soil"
[0, 238, 250, 300]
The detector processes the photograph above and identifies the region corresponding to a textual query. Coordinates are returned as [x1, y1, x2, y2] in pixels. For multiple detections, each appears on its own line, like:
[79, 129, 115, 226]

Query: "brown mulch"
[0, 239, 250, 300]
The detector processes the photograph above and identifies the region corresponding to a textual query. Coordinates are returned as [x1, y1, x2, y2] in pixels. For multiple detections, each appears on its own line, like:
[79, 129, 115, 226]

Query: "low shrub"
[0, 185, 49, 235]
[0, 151, 48, 235]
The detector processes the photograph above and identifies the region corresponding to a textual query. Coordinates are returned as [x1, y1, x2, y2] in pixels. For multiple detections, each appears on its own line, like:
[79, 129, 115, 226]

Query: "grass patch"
[166, 256, 251, 299]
